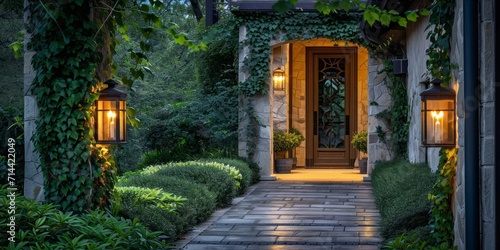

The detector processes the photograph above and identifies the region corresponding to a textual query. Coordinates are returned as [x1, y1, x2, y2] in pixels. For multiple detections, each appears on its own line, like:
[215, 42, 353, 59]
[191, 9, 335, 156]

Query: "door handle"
[345, 115, 350, 136]
[314, 111, 317, 135]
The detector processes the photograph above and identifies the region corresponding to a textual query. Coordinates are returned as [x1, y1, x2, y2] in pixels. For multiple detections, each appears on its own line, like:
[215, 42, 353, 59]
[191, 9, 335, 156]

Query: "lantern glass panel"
[422, 99, 455, 146]
[96, 100, 120, 142]
[273, 68, 285, 91]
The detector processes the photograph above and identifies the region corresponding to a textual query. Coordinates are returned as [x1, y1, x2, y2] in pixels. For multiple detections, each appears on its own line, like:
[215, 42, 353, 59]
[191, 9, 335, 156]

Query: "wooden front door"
[306, 47, 357, 168]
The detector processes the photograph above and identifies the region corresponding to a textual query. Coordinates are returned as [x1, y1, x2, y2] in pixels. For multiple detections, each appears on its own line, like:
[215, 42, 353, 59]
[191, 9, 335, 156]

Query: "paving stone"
[178, 180, 383, 249]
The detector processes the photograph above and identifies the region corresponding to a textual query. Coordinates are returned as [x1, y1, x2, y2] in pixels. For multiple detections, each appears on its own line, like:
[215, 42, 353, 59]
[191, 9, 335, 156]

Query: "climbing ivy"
[428, 148, 457, 246]
[27, 1, 113, 211]
[426, 0, 455, 83]
[273, 0, 429, 28]
[236, 12, 364, 96]
[374, 60, 409, 159]
[26, 0, 205, 212]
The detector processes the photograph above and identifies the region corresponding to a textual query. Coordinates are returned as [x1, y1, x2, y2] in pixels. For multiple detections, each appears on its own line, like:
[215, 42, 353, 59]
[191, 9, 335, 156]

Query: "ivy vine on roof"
[235, 11, 366, 96]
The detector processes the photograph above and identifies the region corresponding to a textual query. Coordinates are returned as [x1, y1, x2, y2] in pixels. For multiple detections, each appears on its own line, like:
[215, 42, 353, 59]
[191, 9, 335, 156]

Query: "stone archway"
[237, 33, 392, 181]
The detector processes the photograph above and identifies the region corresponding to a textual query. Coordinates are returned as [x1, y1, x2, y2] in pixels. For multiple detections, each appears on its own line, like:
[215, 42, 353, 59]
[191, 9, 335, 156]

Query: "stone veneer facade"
[404, 0, 496, 249]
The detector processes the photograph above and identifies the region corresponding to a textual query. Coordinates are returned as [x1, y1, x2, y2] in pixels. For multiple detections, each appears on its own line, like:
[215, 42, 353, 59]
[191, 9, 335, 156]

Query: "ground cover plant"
[0, 185, 166, 249]
[371, 160, 436, 241]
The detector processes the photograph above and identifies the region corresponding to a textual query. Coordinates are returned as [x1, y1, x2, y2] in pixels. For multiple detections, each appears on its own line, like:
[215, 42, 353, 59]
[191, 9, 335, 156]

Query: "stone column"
[237, 25, 274, 180]
[23, 0, 44, 201]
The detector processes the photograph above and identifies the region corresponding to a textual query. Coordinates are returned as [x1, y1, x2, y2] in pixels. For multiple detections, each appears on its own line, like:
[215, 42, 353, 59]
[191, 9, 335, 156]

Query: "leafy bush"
[141, 162, 238, 208]
[0, 186, 166, 249]
[201, 158, 253, 195]
[351, 131, 368, 154]
[117, 174, 216, 239]
[114, 186, 186, 214]
[0, 106, 24, 192]
[372, 160, 436, 240]
[273, 130, 304, 153]
[143, 100, 237, 161]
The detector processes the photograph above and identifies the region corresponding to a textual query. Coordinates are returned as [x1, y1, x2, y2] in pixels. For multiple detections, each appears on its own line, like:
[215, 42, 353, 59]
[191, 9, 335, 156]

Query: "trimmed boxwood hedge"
[200, 158, 253, 195]
[140, 162, 238, 208]
[116, 157, 258, 241]
[117, 174, 216, 240]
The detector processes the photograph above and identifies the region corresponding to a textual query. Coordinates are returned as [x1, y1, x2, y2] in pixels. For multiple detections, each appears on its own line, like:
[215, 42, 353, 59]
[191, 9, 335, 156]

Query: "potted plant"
[290, 128, 304, 169]
[273, 130, 304, 173]
[351, 131, 368, 174]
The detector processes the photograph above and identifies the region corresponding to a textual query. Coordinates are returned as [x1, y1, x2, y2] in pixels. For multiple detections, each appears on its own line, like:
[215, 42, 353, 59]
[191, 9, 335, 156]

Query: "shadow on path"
[176, 180, 382, 249]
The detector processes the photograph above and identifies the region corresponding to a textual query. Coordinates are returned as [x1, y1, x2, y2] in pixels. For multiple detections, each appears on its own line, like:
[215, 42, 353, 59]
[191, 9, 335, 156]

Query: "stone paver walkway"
[176, 180, 382, 249]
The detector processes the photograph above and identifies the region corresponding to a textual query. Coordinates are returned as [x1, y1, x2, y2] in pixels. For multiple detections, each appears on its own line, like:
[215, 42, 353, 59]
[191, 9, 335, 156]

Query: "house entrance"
[306, 47, 357, 168]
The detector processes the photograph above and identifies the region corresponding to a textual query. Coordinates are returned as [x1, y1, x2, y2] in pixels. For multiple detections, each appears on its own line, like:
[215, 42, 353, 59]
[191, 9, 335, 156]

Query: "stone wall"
[367, 58, 392, 174]
[23, 1, 44, 201]
[478, 0, 496, 248]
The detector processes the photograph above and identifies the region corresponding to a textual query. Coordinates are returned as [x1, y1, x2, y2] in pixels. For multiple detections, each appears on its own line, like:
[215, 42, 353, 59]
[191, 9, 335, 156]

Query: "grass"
[371, 160, 436, 241]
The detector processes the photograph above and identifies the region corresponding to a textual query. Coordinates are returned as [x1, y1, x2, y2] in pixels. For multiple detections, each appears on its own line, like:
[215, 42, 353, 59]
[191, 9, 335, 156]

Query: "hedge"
[371, 160, 436, 240]
[200, 158, 253, 195]
[117, 174, 216, 240]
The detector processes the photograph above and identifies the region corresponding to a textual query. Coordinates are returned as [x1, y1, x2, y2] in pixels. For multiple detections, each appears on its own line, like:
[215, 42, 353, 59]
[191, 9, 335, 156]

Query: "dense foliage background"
[112, 1, 240, 173]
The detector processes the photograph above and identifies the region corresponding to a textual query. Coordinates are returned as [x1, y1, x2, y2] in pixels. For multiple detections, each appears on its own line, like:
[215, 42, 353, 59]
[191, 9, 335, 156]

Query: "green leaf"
[397, 17, 407, 27]
[406, 11, 419, 22]
[419, 8, 430, 16]
[380, 13, 391, 26]
[314, 1, 330, 15]
[272, 0, 293, 14]
[363, 11, 376, 26]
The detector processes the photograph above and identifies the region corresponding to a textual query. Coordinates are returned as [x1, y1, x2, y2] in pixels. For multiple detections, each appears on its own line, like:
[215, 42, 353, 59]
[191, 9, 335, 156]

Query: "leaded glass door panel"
[306, 47, 357, 167]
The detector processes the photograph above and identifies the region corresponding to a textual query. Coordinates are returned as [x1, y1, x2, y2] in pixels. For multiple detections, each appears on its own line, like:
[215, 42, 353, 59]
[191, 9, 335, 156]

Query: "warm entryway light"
[420, 78, 456, 147]
[95, 79, 127, 144]
[273, 67, 285, 92]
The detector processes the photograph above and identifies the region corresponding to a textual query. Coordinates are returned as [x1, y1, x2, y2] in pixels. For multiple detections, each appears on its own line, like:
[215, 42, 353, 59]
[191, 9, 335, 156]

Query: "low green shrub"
[201, 158, 253, 194]
[0, 186, 166, 249]
[114, 186, 187, 214]
[142, 162, 238, 208]
[372, 160, 436, 240]
[117, 174, 216, 239]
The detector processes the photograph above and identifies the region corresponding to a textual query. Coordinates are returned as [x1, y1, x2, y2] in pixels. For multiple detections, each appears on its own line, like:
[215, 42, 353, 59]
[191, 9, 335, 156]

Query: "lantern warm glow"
[420, 78, 456, 147]
[95, 80, 127, 144]
[273, 67, 285, 91]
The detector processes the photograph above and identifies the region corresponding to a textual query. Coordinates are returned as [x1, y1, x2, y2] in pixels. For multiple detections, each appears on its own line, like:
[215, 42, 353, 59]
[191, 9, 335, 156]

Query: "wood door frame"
[305, 47, 358, 168]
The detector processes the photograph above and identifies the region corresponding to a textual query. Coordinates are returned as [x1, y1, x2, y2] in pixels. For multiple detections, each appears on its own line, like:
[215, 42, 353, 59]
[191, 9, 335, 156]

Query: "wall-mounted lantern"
[420, 78, 456, 147]
[95, 79, 127, 144]
[273, 67, 285, 92]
